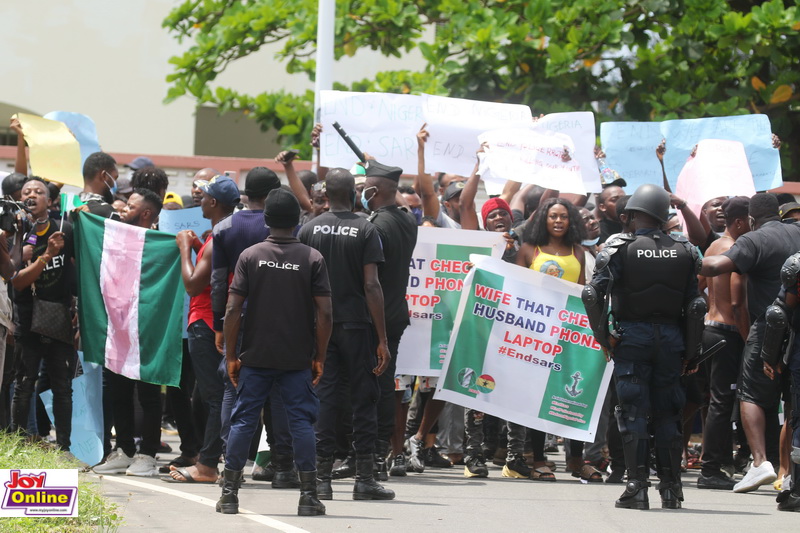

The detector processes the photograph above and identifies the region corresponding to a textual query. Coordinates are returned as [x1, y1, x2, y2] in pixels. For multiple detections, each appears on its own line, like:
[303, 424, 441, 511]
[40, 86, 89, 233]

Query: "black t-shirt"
[598, 217, 622, 244]
[14, 219, 75, 334]
[369, 206, 418, 337]
[724, 220, 800, 322]
[299, 211, 384, 324]
[229, 236, 331, 370]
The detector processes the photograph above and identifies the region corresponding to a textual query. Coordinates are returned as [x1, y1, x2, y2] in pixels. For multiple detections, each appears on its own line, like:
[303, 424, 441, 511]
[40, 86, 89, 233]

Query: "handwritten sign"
[319, 90, 423, 172]
[674, 139, 756, 223]
[478, 129, 585, 194]
[14, 113, 84, 188]
[423, 94, 532, 177]
[600, 121, 664, 191]
[44, 111, 102, 167]
[157, 207, 211, 236]
[661, 115, 781, 191]
[531, 112, 601, 193]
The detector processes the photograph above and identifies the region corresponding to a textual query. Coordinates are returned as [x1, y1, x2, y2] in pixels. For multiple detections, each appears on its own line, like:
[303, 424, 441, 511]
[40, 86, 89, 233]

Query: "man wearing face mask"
[398, 185, 423, 226]
[80, 152, 120, 219]
[363, 160, 418, 480]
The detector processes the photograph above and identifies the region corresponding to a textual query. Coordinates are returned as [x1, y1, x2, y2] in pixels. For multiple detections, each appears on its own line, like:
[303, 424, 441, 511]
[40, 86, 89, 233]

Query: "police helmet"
[626, 184, 670, 223]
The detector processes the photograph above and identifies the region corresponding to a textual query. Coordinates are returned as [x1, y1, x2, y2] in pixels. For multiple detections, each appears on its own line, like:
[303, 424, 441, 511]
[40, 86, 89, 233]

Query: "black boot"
[656, 441, 684, 509]
[616, 466, 650, 510]
[331, 452, 356, 479]
[298, 471, 326, 516]
[316, 456, 334, 500]
[374, 440, 390, 482]
[216, 468, 242, 514]
[272, 453, 301, 489]
[353, 454, 395, 500]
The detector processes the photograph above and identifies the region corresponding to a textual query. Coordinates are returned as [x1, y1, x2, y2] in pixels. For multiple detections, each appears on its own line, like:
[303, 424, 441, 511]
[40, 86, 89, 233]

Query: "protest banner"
[478, 129, 585, 194]
[675, 139, 756, 222]
[435, 255, 613, 442]
[600, 121, 665, 191]
[157, 206, 211, 237]
[44, 111, 102, 167]
[319, 90, 423, 172]
[660, 115, 781, 191]
[14, 113, 84, 188]
[40, 353, 104, 467]
[422, 94, 532, 177]
[530, 112, 601, 193]
[396, 227, 505, 377]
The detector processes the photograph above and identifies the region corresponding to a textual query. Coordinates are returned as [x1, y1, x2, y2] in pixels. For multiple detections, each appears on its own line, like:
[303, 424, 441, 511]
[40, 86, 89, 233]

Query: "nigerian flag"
[74, 211, 183, 386]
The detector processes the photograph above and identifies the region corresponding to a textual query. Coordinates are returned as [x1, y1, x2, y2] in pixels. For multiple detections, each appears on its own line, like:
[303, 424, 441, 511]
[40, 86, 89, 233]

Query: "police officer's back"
[583, 184, 701, 511]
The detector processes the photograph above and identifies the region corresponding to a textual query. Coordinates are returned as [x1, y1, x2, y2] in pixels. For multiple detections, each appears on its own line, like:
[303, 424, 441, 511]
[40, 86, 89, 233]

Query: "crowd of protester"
[1, 117, 799, 516]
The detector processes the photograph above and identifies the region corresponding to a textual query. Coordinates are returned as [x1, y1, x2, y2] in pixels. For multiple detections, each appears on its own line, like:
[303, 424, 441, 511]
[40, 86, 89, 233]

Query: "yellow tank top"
[530, 246, 581, 283]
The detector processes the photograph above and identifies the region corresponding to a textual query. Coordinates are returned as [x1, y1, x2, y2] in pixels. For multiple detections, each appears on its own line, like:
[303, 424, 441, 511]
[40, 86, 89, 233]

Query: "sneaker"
[424, 447, 452, 468]
[544, 435, 559, 453]
[389, 454, 407, 477]
[606, 469, 626, 484]
[92, 450, 134, 474]
[406, 436, 425, 473]
[697, 473, 736, 490]
[733, 460, 777, 493]
[502, 455, 532, 479]
[157, 441, 173, 454]
[126, 454, 159, 477]
[777, 490, 800, 512]
[464, 455, 489, 478]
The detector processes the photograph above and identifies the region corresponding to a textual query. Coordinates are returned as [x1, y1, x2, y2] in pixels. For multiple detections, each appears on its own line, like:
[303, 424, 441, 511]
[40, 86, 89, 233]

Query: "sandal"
[530, 466, 557, 482]
[534, 460, 557, 473]
[574, 464, 604, 483]
[162, 466, 219, 484]
[158, 454, 197, 474]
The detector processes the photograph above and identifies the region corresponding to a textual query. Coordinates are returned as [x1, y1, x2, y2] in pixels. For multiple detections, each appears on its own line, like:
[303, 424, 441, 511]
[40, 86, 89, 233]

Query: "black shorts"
[737, 320, 784, 409]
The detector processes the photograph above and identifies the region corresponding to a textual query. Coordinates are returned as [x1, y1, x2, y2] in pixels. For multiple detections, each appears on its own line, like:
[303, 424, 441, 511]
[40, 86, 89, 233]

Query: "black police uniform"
[368, 205, 418, 460]
[584, 227, 700, 509]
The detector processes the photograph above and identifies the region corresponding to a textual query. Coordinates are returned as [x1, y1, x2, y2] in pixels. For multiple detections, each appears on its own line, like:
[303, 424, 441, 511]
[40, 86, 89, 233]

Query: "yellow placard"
[14, 113, 83, 188]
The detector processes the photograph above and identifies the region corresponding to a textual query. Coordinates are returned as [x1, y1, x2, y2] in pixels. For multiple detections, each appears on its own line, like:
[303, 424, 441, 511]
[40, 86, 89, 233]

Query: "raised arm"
[459, 155, 482, 231]
[415, 124, 440, 220]
[176, 231, 212, 297]
[10, 118, 27, 175]
[669, 194, 706, 247]
[277, 150, 312, 213]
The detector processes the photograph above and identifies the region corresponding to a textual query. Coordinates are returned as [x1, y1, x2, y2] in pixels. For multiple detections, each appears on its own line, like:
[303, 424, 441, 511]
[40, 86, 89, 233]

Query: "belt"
[704, 320, 738, 333]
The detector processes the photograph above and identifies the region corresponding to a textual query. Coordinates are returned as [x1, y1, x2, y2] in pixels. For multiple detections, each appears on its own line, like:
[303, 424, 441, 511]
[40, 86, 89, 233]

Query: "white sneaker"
[92, 449, 134, 474]
[733, 460, 777, 493]
[406, 436, 425, 473]
[125, 454, 159, 477]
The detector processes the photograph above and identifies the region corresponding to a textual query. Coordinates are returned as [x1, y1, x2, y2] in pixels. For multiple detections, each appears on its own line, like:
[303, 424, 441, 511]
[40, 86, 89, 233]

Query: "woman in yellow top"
[516, 198, 586, 284]
[516, 198, 604, 482]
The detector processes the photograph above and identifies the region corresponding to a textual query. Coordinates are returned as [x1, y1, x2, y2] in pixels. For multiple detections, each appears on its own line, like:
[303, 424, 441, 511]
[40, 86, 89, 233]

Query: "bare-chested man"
[696, 196, 750, 490]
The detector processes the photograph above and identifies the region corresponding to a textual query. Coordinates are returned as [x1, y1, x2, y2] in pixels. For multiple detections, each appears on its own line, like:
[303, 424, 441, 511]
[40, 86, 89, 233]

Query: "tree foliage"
[164, 0, 800, 177]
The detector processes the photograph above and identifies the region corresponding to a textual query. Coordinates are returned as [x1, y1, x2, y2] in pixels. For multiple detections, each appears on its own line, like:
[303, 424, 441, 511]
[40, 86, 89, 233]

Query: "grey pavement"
[94, 433, 799, 533]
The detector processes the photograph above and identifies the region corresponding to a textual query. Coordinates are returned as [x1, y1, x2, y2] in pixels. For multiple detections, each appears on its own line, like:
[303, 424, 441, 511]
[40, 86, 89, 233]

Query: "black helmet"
[626, 184, 670, 223]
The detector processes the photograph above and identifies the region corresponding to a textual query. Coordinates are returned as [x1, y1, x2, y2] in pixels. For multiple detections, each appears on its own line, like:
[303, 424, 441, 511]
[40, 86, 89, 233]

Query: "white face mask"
[582, 237, 600, 246]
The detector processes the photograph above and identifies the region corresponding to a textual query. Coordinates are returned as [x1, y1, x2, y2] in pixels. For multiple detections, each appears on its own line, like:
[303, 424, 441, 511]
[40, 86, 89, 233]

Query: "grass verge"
[0, 432, 123, 532]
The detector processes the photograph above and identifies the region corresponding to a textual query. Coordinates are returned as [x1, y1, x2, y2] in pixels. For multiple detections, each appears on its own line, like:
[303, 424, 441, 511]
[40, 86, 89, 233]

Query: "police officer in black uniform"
[761, 252, 800, 512]
[583, 184, 703, 510]
[299, 168, 395, 501]
[362, 160, 418, 480]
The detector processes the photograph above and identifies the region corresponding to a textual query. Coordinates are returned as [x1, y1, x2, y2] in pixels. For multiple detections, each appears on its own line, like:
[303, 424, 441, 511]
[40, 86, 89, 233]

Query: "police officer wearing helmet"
[583, 184, 702, 510]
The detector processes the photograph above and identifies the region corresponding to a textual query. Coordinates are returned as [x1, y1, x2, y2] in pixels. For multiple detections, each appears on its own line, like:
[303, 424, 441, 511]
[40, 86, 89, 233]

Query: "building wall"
[0, 0, 428, 158]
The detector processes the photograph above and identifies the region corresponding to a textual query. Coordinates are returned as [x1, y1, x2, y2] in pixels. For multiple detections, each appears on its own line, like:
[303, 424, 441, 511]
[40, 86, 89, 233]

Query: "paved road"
[95, 434, 797, 533]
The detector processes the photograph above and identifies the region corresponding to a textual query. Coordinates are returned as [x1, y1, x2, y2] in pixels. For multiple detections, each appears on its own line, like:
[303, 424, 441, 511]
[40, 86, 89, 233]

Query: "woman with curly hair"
[516, 198, 604, 482]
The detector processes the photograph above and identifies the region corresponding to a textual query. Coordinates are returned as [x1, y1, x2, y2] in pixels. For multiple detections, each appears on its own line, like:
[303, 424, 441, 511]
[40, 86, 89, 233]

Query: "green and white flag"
[74, 211, 184, 386]
[396, 227, 505, 377]
[435, 254, 613, 442]
[60, 192, 85, 214]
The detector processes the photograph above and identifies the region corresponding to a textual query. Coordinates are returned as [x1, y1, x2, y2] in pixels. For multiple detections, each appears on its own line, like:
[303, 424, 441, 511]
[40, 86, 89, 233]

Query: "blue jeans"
[187, 321, 225, 468]
[225, 366, 318, 472]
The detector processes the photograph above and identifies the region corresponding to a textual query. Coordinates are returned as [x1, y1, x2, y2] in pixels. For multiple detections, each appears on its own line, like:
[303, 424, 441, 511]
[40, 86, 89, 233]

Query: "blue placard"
[40, 352, 104, 467]
[600, 121, 665, 192]
[44, 111, 102, 167]
[158, 206, 212, 236]
[660, 115, 781, 191]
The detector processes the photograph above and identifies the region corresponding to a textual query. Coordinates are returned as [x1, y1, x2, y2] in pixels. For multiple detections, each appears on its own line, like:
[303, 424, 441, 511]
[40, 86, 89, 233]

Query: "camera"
[0, 197, 30, 233]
